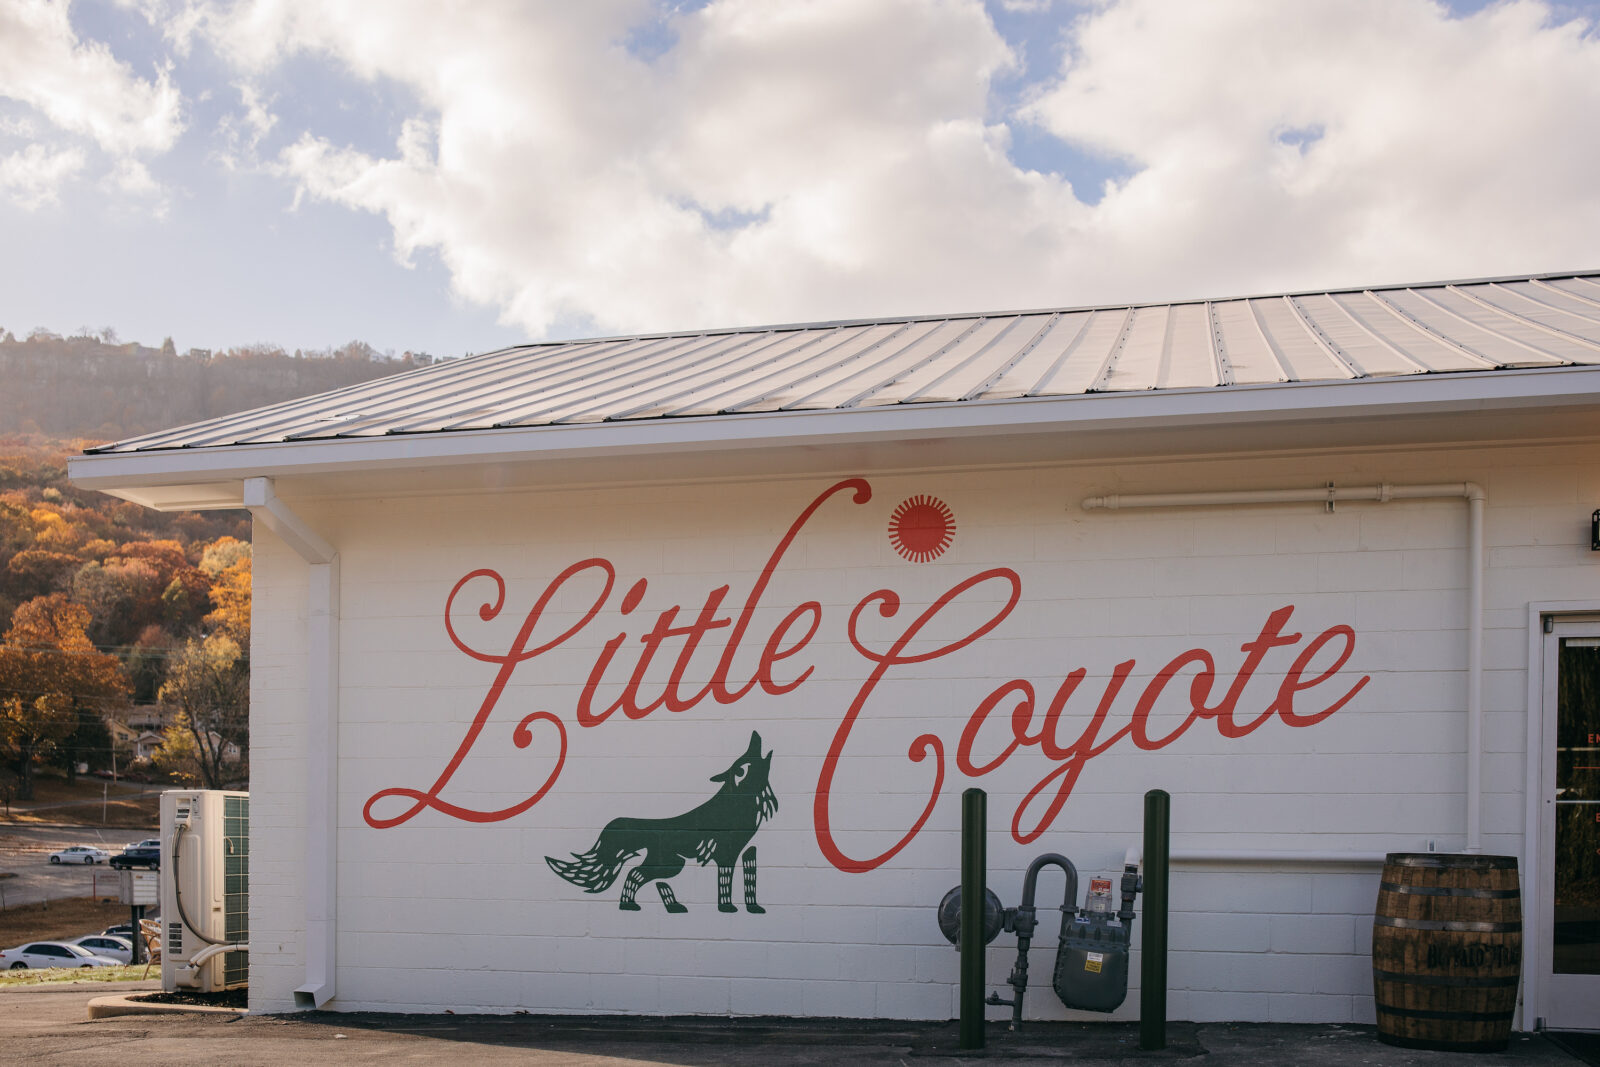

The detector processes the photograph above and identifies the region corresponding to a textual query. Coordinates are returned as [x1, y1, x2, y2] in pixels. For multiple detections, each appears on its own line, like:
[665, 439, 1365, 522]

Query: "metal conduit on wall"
[1082, 482, 1487, 861]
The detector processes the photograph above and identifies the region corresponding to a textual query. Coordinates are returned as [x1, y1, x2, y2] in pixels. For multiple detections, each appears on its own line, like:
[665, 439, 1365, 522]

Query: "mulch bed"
[131, 988, 248, 1009]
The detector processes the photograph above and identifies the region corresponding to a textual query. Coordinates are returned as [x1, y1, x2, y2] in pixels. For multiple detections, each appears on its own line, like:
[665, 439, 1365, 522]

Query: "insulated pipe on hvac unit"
[187, 941, 250, 968]
[1081, 482, 1487, 853]
[243, 477, 340, 1008]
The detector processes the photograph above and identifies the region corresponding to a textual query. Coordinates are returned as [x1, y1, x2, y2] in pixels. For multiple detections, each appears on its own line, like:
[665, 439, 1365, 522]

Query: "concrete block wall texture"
[248, 441, 1600, 1019]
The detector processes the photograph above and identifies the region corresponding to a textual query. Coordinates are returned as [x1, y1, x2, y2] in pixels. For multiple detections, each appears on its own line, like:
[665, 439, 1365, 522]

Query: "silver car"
[71, 935, 134, 965]
[0, 941, 122, 969]
[48, 845, 111, 865]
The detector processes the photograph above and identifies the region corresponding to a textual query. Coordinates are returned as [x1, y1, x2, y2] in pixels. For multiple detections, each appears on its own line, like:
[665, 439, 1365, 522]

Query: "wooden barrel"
[1372, 853, 1522, 1052]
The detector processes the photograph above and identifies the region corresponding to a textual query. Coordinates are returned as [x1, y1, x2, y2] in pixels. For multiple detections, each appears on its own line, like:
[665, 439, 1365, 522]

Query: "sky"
[1, 0, 1598, 359]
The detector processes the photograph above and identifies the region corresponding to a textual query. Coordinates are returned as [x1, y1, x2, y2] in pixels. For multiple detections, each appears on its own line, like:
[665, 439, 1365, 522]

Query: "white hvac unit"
[159, 789, 249, 993]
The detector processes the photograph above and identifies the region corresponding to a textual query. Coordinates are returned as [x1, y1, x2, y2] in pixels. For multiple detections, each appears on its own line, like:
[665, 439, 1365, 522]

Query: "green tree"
[127, 624, 176, 705]
[158, 634, 247, 789]
[151, 713, 201, 786]
[49, 704, 113, 782]
[0, 693, 74, 799]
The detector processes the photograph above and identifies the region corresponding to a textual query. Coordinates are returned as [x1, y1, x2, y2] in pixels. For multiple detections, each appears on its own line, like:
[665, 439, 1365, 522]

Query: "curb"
[87, 993, 245, 1019]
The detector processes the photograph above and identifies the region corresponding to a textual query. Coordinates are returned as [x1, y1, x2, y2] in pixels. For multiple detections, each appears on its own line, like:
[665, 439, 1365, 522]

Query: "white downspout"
[1082, 481, 1486, 854]
[242, 477, 339, 1008]
[1464, 485, 1485, 852]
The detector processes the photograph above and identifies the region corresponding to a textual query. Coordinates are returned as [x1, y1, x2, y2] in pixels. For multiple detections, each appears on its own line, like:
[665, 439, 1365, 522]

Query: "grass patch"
[0, 963, 149, 986]
[0, 774, 161, 828]
[0, 896, 132, 945]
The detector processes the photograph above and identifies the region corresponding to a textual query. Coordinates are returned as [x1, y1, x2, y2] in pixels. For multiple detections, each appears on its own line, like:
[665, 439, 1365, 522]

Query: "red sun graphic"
[888, 495, 956, 563]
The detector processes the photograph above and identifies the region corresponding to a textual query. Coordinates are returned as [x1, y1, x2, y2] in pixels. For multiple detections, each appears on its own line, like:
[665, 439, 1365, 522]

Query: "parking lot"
[0, 824, 156, 909]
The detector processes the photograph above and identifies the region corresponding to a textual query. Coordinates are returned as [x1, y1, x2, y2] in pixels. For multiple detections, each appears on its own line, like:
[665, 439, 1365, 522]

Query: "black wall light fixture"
[1593, 509, 1599, 552]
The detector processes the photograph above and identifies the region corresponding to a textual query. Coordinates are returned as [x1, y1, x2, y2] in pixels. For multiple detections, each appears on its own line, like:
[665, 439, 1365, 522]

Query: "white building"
[71, 271, 1600, 1030]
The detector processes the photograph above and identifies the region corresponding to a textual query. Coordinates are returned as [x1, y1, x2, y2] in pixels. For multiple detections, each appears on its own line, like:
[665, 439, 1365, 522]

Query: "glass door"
[1541, 622, 1600, 1030]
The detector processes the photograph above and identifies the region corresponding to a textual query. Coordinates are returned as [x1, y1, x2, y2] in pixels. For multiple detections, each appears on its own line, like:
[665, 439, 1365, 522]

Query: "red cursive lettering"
[362, 558, 611, 828]
[813, 568, 1023, 873]
[363, 479, 1371, 866]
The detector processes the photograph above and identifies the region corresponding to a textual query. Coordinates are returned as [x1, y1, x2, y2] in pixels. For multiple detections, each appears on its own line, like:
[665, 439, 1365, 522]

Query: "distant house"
[133, 726, 241, 764]
[209, 732, 243, 764]
[126, 708, 166, 733]
[105, 720, 139, 750]
[133, 731, 165, 762]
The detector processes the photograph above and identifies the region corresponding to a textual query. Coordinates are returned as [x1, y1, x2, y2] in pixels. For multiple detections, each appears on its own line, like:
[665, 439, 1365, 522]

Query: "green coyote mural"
[545, 731, 776, 913]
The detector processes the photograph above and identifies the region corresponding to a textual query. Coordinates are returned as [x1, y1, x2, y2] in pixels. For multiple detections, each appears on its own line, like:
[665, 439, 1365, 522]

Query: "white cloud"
[215, 80, 278, 169]
[0, 116, 39, 138]
[0, 142, 86, 209]
[0, 0, 184, 158]
[107, 156, 160, 197]
[206, 0, 1073, 334]
[193, 0, 1600, 337]
[1021, 0, 1600, 298]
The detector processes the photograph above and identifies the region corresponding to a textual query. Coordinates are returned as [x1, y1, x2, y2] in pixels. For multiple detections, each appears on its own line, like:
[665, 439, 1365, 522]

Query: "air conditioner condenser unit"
[160, 789, 249, 993]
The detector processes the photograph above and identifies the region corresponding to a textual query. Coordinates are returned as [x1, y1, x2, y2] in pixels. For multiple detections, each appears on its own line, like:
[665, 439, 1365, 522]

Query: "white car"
[71, 935, 134, 965]
[48, 845, 111, 865]
[124, 837, 160, 851]
[0, 941, 122, 969]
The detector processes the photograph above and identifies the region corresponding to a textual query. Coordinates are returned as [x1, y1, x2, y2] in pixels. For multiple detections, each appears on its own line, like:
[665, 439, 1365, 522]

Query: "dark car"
[108, 845, 160, 870]
[102, 915, 159, 938]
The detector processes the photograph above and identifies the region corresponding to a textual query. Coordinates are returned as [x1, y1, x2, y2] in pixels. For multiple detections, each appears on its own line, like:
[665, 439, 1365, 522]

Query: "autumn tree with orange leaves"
[0, 437, 252, 787]
[0, 595, 127, 799]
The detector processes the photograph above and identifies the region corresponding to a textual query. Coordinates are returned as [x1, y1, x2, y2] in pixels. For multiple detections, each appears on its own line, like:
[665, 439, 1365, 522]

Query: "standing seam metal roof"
[87, 271, 1600, 454]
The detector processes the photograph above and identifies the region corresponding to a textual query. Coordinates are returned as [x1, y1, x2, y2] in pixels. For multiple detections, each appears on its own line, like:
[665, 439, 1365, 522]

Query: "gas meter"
[937, 852, 1143, 1023]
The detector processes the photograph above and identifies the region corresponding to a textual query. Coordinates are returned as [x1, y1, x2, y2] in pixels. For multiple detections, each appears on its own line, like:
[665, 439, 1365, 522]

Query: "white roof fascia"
[68, 365, 1600, 506]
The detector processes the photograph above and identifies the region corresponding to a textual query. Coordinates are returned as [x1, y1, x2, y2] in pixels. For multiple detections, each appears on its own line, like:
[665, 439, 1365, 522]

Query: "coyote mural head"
[710, 730, 773, 796]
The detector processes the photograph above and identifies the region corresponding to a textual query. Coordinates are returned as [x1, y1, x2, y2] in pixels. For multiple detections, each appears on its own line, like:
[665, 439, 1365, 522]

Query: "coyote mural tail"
[545, 731, 777, 913]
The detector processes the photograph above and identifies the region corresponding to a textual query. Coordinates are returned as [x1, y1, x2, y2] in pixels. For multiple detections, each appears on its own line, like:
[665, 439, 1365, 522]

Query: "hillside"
[0, 331, 444, 440]
[1, 334, 440, 801]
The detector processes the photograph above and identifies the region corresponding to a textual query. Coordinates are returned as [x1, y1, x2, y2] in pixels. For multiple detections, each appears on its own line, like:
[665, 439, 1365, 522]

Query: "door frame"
[1524, 601, 1600, 1030]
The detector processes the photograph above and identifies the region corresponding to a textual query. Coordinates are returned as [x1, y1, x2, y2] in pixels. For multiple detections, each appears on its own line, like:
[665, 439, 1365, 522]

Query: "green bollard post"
[959, 787, 987, 1050]
[1140, 788, 1170, 1051]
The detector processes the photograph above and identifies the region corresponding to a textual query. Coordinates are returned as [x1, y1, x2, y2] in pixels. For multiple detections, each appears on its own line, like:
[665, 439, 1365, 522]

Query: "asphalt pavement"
[0, 981, 1589, 1067]
[0, 822, 157, 908]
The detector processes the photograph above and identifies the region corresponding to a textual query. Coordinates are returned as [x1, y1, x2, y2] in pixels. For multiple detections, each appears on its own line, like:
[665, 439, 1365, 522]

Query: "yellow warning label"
[1085, 952, 1104, 974]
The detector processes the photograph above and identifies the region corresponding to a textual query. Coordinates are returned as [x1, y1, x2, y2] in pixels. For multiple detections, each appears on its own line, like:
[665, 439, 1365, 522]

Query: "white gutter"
[242, 477, 339, 1009]
[1082, 481, 1487, 856]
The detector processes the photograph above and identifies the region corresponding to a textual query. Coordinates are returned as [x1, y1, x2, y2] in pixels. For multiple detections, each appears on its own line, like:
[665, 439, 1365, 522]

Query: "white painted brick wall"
[246, 442, 1600, 1021]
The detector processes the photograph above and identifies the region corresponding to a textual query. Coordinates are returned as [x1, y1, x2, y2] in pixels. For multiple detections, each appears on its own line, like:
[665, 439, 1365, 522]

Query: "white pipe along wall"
[1081, 482, 1487, 858]
[242, 477, 340, 1008]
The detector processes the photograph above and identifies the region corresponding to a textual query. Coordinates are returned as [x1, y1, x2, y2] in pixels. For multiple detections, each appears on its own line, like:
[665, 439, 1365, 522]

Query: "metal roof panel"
[1032, 308, 1131, 395]
[1338, 291, 1484, 372]
[884, 315, 1028, 404]
[1252, 297, 1354, 381]
[1488, 281, 1600, 343]
[1290, 294, 1421, 377]
[81, 270, 1600, 455]
[1210, 299, 1286, 385]
[978, 311, 1088, 398]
